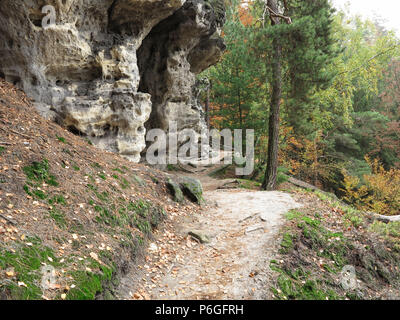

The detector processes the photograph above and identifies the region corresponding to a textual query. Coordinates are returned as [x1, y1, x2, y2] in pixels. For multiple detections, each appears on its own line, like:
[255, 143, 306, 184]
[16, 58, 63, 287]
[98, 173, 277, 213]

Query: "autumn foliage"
[342, 158, 400, 216]
[203, 0, 399, 214]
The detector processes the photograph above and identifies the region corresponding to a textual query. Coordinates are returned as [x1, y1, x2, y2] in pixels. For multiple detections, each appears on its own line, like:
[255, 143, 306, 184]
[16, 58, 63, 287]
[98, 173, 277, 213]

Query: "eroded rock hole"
[67, 125, 86, 136]
[137, 126, 144, 134]
[137, 13, 175, 136]
[5, 75, 21, 87]
[28, 9, 46, 28]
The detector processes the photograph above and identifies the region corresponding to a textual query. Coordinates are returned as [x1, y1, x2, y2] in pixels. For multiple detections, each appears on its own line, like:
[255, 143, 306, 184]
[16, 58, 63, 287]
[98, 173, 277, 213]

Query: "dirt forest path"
[118, 164, 302, 300]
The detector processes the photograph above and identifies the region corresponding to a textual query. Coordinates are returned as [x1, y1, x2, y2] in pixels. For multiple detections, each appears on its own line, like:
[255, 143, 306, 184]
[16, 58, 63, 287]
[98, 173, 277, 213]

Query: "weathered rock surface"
[188, 230, 210, 243]
[166, 178, 185, 203]
[166, 176, 204, 204]
[179, 176, 204, 204]
[0, 0, 225, 162]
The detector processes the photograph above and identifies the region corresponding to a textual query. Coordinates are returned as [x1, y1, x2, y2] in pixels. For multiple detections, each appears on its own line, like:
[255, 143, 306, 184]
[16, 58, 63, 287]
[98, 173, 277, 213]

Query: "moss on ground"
[49, 208, 67, 228]
[94, 199, 165, 237]
[23, 159, 58, 187]
[0, 236, 118, 300]
[369, 221, 400, 251]
[56, 136, 66, 143]
[0, 80, 182, 301]
[0, 237, 60, 300]
[22, 159, 60, 202]
[66, 259, 115, 300]
[271, 188, 400, 300]
[271, 210, 351, 299]
[270, 261, 342, 300]
[9, 157, 168, 300]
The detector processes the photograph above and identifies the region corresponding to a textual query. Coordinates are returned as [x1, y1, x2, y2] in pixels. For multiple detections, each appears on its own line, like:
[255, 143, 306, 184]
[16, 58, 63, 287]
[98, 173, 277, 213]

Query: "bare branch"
[257, 0, 292, 27]
[283, 0, 289, 12]
[0, 214, 17, 225]
[266, 5, 292, 24]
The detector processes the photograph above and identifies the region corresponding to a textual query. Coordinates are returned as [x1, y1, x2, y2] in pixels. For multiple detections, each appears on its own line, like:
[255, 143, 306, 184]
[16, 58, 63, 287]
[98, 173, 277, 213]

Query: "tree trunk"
[262, 0, 282, 191]
[205, 84, 210, 130]
[238, 89, 243, 128]
[236, 67, 243, 128]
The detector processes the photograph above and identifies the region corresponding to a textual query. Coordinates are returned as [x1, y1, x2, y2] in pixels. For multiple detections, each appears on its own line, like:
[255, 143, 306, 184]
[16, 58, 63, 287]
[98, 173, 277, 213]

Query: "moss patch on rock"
[166, 178, 184, 203]
[180, 177, 204, 205]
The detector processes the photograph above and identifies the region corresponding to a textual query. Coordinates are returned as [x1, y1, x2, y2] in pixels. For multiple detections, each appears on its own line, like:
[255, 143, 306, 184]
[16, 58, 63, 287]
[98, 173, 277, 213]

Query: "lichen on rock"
[166, 178, 185, 203]
[180, 176, 204, 205]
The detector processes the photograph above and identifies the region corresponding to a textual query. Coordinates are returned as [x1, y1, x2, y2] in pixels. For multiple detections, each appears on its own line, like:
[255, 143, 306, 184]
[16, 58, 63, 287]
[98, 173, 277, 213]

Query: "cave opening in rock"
[28, 10, 46, 28]
[136, 9, 182, 137]
[67, 125, 86, 137]
[137, 35, 164, 134]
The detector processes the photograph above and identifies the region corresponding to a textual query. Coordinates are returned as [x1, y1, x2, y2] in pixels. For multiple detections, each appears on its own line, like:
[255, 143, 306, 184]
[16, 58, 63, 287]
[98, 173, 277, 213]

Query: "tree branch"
[258, 0, 292, 27]
[365, 211, 400, 223]
[337, 43, 400, 76]
[0, 213, 17, 225]
[266, 5, 292, 24]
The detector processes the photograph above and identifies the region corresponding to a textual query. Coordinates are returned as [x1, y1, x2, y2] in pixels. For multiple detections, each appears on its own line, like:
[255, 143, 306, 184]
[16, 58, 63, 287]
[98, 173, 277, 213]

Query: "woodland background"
[200, 0, 400, 216]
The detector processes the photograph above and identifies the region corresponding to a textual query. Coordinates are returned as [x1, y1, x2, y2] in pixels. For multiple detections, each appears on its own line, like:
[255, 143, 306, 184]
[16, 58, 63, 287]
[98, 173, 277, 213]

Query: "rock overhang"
[0, 0, 226, 163]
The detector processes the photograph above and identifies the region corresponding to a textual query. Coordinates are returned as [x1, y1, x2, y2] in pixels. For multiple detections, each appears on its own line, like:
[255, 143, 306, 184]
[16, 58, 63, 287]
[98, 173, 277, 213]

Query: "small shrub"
[0, 238, 59, 300]
[277, 166, 290, 185]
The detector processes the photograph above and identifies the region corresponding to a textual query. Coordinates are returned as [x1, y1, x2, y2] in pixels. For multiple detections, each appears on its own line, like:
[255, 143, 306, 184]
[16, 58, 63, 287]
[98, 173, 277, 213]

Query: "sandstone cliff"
[0, 0, 226, 162]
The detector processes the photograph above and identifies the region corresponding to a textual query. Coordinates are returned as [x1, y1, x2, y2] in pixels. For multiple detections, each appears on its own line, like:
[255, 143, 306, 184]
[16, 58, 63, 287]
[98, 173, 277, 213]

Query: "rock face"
[179, 176, 204, 204]
[0, 0, 225, 162]
[166, 178, 185, 203]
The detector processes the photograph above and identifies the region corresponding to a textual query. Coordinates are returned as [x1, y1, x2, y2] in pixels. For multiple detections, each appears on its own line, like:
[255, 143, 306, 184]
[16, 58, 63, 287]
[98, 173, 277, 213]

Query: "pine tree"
[283, 0, 338, 136]
[262, 0, 285, 190]
[202, 0, 265, 131]
[252, 0, 337, 189]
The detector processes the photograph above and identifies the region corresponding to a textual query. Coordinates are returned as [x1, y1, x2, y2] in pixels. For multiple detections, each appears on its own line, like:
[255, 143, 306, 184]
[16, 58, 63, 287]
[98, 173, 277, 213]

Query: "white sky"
[331, 0, 400, 34]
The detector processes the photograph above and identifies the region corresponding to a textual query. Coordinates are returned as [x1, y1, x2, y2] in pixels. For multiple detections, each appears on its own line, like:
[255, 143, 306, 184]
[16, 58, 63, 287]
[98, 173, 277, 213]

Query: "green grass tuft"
[56, 136, 66, 143]
[23, 159, 58, 187]
[0, 237, 60, 300]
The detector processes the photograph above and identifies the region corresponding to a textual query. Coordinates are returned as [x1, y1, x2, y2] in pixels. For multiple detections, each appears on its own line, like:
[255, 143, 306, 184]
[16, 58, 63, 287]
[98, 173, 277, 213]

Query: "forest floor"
[125, 162, 400, 300]
[0, 79, 199, 300]
[1, 78, 399, 300]
[119, 165, 302, 300]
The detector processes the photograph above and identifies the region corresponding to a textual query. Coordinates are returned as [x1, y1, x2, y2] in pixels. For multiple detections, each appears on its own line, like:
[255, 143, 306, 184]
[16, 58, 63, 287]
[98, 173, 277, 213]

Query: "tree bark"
[236, 67, 243, 128]
[205, 84, 210, 130]
[262, 0, 282, 191]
